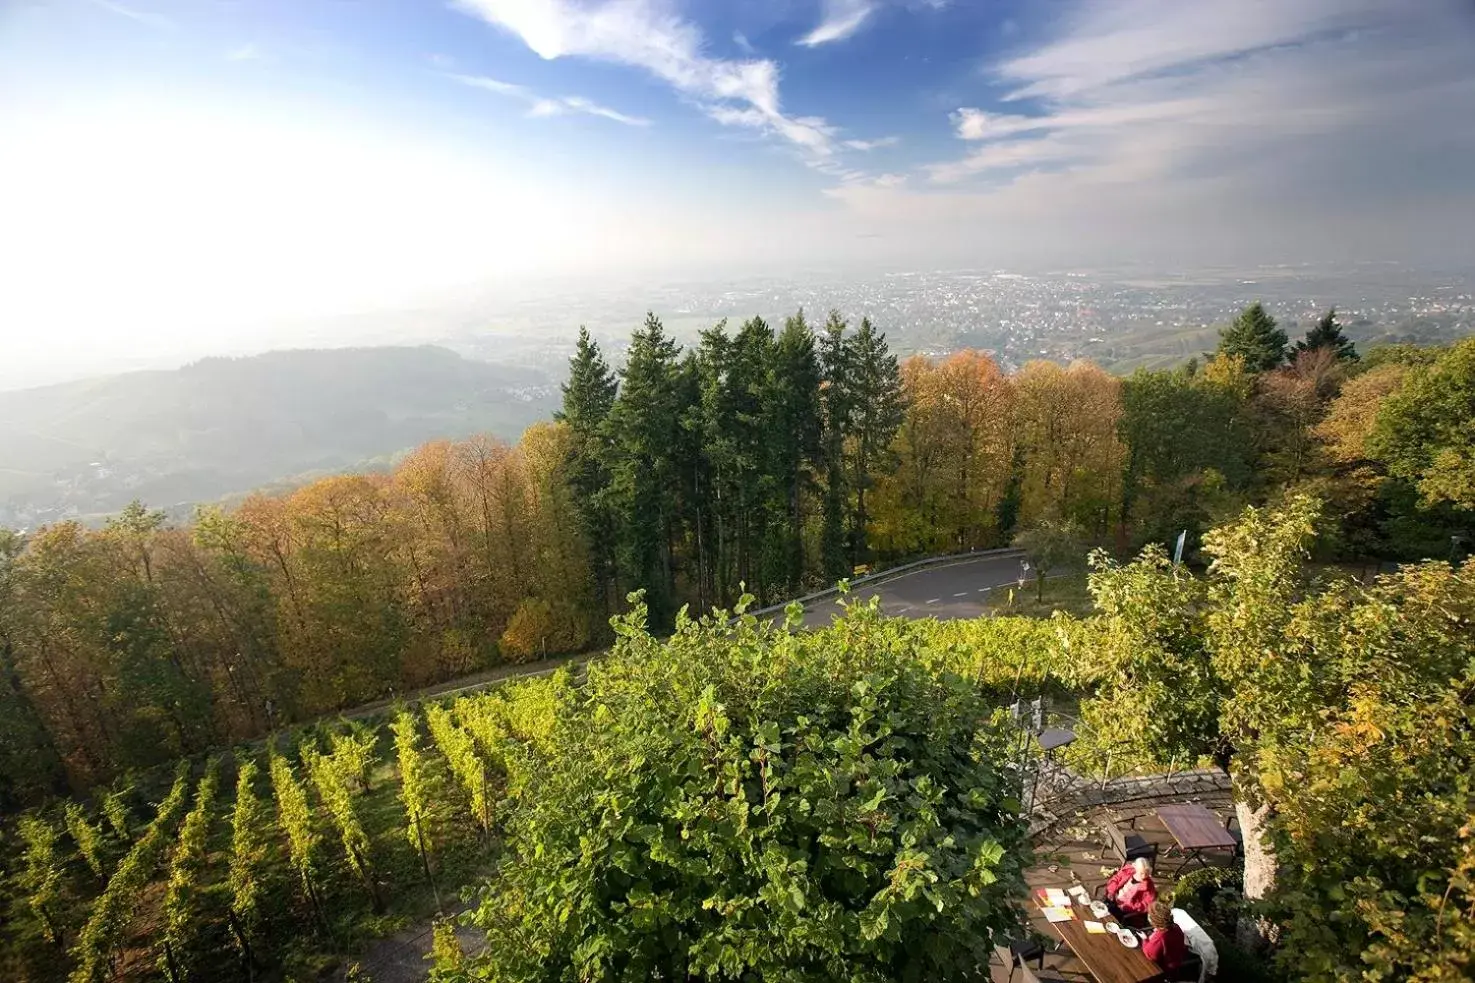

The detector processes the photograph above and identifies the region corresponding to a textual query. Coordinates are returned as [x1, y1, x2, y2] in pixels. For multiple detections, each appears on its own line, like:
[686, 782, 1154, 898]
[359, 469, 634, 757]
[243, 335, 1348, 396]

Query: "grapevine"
[269, 748, 328, 932]
[391, 709, 440, 909]
[64, 801, 109, 885]
[18, 814, 66, 948]
[304, 740, 381, 911]
[328, 720, 379, 793]
[425, 703, 491, 836]
[67, 764, 192, 983]
[100, 784, 134, 844]
[158, 762, 219, 983]
[228, 758, 271, 975]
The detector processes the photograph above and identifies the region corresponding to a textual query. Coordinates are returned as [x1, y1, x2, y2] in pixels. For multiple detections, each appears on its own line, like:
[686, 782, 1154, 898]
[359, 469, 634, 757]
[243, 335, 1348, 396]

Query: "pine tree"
[693, 322, 737, 608]
[1217, 302, 1289, 372]
[845, 318, 905, 564]
[557, 327, 620, 620]
[603, 313, 686, 628]
[1295, 307, 1358, 362]
[762, 311, 823, 594]
[557, 327, 619, 434]
[817, 312, 853, 583]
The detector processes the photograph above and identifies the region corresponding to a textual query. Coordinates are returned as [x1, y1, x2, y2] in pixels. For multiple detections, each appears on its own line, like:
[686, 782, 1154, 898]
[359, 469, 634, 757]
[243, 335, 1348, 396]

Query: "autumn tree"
[1012, 360, 1125, 535]
[873, 351, 1014, 556]
[1118, 365, 1252, 547]
[1368, 336, 1475, 510]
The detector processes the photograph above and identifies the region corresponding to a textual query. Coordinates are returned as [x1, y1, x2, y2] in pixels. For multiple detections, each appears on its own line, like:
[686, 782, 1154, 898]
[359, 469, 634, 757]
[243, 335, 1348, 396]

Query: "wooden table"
[1157, 802, 1239, 873]
[1034, 893, 1164, 983]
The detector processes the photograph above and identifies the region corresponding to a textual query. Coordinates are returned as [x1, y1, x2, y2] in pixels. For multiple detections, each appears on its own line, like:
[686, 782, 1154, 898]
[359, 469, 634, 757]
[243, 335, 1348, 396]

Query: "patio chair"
[1224, 814, 1244, 860]
[1019, 965, 1073, 983]
[1100, 817, 1157, 863]
[992, 938, 1045, 983]
[1170, 951, 1206, 983]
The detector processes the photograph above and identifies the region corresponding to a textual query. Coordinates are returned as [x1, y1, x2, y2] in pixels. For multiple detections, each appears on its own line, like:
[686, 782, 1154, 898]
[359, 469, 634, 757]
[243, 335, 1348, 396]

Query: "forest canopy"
[0, 309, 1470, 804]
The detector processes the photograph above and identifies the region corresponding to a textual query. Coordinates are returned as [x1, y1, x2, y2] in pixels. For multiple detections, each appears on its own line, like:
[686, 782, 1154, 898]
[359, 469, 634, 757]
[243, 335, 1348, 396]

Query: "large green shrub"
[462, 600, 1032, 982]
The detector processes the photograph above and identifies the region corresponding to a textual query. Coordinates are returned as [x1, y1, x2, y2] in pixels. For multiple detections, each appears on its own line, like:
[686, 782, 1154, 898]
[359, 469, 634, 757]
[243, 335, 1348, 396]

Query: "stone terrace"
[990, 768, 1236, 982]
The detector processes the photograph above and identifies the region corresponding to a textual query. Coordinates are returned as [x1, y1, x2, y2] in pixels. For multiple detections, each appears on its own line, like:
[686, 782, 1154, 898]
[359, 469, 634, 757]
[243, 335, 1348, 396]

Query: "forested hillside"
[1, 501, 1470, 983]
[0, 346, 554, 525]
[0, 307, 1471, 808]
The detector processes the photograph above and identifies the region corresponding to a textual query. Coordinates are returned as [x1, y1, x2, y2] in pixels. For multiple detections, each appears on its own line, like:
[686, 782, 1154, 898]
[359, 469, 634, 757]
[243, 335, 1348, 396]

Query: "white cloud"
[995, 0, 1392, 102]
[818, 0, 1475, 270]
[227, 43, 261, 62]
[798, 0, 877, 47]
[843, 136, 900, 151]
[924, 0, 1475, 192]
[733, 31, 755, 55]
[950, 108, 1041, 142]
[451, 73, 651, 126]
[452, 0, 838, 158]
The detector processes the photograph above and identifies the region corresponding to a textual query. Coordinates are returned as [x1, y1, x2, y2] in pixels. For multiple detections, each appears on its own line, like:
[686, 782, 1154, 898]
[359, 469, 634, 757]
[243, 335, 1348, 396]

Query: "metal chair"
[1170, 952, 1206, 983]
[1101, 817, 1158, 863]
[1223, 814, 1244, 860]
[1019, 964, 1073, 983]
[992, 938, 1045, 983]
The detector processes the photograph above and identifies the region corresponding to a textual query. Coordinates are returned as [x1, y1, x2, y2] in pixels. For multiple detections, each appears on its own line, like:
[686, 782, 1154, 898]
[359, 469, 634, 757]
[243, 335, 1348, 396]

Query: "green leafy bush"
[463, 599, 1032, 982]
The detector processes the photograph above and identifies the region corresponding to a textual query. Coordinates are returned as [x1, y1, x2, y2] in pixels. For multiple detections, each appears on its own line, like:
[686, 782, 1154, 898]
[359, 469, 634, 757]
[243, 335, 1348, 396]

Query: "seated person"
[1172, 906, 1219, 979]
[1102, 857, 1157, 926]
[1143, 901, 1188, 972]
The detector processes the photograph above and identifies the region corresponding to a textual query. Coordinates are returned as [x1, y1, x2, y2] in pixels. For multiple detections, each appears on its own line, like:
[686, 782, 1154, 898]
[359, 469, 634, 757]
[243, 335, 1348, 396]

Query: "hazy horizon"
[3, 0, 1475, 389]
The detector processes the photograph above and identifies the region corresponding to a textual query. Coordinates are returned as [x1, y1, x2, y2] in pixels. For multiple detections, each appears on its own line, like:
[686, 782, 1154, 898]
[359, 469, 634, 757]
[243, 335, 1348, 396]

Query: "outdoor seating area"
[990, 790, 1237, 983]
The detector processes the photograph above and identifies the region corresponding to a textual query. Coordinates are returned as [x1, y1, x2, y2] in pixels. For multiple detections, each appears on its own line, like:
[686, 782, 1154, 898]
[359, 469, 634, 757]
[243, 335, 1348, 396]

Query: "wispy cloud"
[808, 0, 1475, 271]
[451, 73, 651, 126]
[452, 0, 838, 159]
[843, 136, 900, 151]
[227, 43, 261, 62]
[798, 0, 877, 47]
[925, 0, 1473, 187]
[90, 0, 174, 31]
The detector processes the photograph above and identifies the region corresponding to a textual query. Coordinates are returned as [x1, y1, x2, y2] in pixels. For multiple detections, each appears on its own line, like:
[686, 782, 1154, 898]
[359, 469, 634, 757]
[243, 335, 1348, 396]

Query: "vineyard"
[4, 499, 1473, 983]
[0, 599, 1068, 983]
[0, 671, 575, 983]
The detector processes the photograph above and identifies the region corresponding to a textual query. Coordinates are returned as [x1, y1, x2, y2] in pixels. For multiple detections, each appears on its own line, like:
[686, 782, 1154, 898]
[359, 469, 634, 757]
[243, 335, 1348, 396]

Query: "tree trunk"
[1234, 792, 1279, 951]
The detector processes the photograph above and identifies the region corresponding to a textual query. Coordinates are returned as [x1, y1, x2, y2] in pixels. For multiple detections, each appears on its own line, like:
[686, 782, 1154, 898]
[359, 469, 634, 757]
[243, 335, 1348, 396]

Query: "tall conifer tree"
[1217, 302, 1289, 372]
[556, 327, 619, 617]
[603, 314, 684, 628]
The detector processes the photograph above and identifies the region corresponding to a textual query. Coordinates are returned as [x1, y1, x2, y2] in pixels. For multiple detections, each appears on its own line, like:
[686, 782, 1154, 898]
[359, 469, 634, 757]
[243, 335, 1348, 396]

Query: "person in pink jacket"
[1103, 857, 1158, 926]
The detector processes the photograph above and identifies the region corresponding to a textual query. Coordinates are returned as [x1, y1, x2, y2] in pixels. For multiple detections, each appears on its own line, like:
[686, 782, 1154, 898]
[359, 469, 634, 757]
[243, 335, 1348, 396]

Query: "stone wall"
[1029, 766, 1231, 839]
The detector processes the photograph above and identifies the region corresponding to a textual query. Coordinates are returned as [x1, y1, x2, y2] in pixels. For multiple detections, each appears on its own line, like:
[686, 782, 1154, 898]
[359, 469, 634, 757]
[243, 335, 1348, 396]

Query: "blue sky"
[2, 0, 1473, 375]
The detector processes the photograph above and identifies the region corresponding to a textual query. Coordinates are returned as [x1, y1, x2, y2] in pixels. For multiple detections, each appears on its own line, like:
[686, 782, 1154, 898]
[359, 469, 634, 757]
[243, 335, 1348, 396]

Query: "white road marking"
[926, 598, 941, 604]
[977, 586, 993, 592]
[953, 592, 968, 597]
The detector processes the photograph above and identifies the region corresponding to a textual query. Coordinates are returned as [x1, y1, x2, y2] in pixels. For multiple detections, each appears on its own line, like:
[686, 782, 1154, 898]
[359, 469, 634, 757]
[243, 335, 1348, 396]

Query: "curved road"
[781, 551, 1033, 629]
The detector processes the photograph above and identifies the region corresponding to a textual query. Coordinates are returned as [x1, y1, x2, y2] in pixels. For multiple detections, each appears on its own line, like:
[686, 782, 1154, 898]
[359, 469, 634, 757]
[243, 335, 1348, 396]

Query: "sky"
[1, 0, 1473, 385]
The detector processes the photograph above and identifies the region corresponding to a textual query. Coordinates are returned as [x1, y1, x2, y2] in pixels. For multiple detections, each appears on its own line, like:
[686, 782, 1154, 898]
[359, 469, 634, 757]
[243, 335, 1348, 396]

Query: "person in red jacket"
[1143, 901, 1188, 972]
[1103, 857, 1158, 926]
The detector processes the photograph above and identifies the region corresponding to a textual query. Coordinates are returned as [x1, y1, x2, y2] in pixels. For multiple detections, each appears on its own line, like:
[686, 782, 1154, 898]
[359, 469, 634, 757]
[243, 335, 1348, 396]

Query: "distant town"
[3, 264, 1471, 530]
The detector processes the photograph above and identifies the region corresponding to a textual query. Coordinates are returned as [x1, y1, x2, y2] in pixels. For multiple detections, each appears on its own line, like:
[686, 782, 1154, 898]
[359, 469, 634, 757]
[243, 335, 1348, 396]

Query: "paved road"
[778, 551, 1032, 629]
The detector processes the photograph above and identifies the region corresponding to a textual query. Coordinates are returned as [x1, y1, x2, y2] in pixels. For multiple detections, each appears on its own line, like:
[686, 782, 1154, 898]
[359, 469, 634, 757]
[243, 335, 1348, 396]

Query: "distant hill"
[0, 346, 557, 524]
